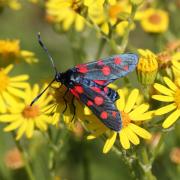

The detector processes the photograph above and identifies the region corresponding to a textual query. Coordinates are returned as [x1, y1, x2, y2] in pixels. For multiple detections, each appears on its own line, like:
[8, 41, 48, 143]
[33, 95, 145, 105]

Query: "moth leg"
[71, 96, 76, 122]
[62, 88, 69, 114]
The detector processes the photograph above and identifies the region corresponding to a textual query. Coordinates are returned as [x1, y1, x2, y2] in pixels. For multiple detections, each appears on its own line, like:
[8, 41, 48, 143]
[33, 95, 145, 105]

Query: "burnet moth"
[31, 33, 138, 132]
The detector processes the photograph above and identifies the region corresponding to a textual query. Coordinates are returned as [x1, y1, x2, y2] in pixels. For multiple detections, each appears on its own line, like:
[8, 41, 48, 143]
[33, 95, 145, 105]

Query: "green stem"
[95, 38, 106, 59]
[112, 146, 136, 179]
[139, 147, 156, 180]
[83, 151, 91, 180]
[14, 140, 35, 180]
[119, 4, 138, 53]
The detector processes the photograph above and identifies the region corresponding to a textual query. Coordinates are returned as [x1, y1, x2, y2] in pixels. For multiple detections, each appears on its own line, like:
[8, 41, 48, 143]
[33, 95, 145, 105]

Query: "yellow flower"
[46, 83, 84, 130]
[171, 52, 180, 78]
[0, 40, 20, 59]
[0, 84, 52, 140]
[0, 39, 38, 65]
[45, 0, 85, 31]
[85, 0, 132, 36]
[0, 64, 29, 113]
[140, 8, 169, 33]
[137, 49, 158, 85]
[152, 77, 180, 128]
[85, 88, 152, 153]
[0, 0, 21, 10]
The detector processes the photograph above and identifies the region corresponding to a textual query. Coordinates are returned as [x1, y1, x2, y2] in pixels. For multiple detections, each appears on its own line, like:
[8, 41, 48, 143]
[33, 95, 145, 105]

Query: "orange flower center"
[148, 13, 162, 24]
[0, 70, 9, 92]
[175, 89, 180, 109]
[22, 105, 40, 119]
[109, 5, 123, 19]
[121, 111, 131, 127]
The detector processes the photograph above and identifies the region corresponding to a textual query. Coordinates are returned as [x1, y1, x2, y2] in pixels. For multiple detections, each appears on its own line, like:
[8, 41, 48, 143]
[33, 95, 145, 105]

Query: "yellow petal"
[16, 121, 28, 140]
[124, 89, 139, 113]
[119, 129, 130, 149]
[131, 111, 153, 121]
[129, 104, 149, 119]
[0, 95, 6, 113]
[9, 103, 24, 113]
[4, 64, 13, 74]
[84, 106, 92, 115]
[35, 118, 47, 131]
[154, 83, 175, 96]
[9, 82, 29, 88]
[26, 120, 34, 138]
[162, 109, 180, 128]
[24, 85, 31, 104]
[0, 114, 20, 122]
[1, 91, 17, 106]
[10, 75, 29, 82]
[108, 83, 118, 90]
[129, 123, 151, 139]
[155, 103, 177, 115]
[63, 13, 74, 30]
[75, 15, 84, 31]
[7, 87, 25, 98]
[32, 84, 39, 99]
[86, 128, 105, 140]
[4, 119, 23, 131]
[103, 132, 117, 153]
[152, 95, 174, 102]
[125, 127, 140, 145]
[51, 113, 60, 125]
[163, 77, 177, 91]
[116, 89, 125, 111]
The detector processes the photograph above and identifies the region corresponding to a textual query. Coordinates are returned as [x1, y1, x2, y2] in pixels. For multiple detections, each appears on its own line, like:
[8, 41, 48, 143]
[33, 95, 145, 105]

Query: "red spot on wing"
[76, 64, 88, 73]
[87, 100, 93, 106]
[114, 56, 122, 65]
[70, 89, 79, 98]
[91, 87, 101, 93]
[100, 111, 108, 119]
[74, 85, 84, 94]
[94, 80, 106, 85]
[123, 65, 129, 71]
[97, 60, 104, 66]
[94, 96, 104, 106]
[102, 66, 111, 76]
[112, 111, 117, 118]
[103, 87, 108, 93]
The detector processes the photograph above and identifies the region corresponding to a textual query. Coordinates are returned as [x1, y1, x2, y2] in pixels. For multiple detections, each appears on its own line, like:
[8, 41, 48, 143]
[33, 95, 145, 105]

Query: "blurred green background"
[0, 1, 180, 180]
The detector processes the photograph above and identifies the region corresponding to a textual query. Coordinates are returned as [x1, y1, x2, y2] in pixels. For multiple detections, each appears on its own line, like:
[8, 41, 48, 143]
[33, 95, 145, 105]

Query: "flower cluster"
[1, 1, 180, 179]
[44, 0, 169, 36]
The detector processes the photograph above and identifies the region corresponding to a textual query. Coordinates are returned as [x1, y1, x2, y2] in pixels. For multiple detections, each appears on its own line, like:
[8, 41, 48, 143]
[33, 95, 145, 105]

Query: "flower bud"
[137, 49, 158, 85]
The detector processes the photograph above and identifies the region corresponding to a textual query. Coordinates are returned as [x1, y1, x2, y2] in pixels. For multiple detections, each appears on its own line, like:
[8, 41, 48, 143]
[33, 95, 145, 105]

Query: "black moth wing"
[74, 54, 138, 86]
[71, 81, 122, 132]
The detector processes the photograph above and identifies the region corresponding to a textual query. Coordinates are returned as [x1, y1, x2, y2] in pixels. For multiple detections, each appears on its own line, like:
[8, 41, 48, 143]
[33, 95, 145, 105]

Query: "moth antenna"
[30, 78, 55, 106]
[37, 32, 58, 75]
